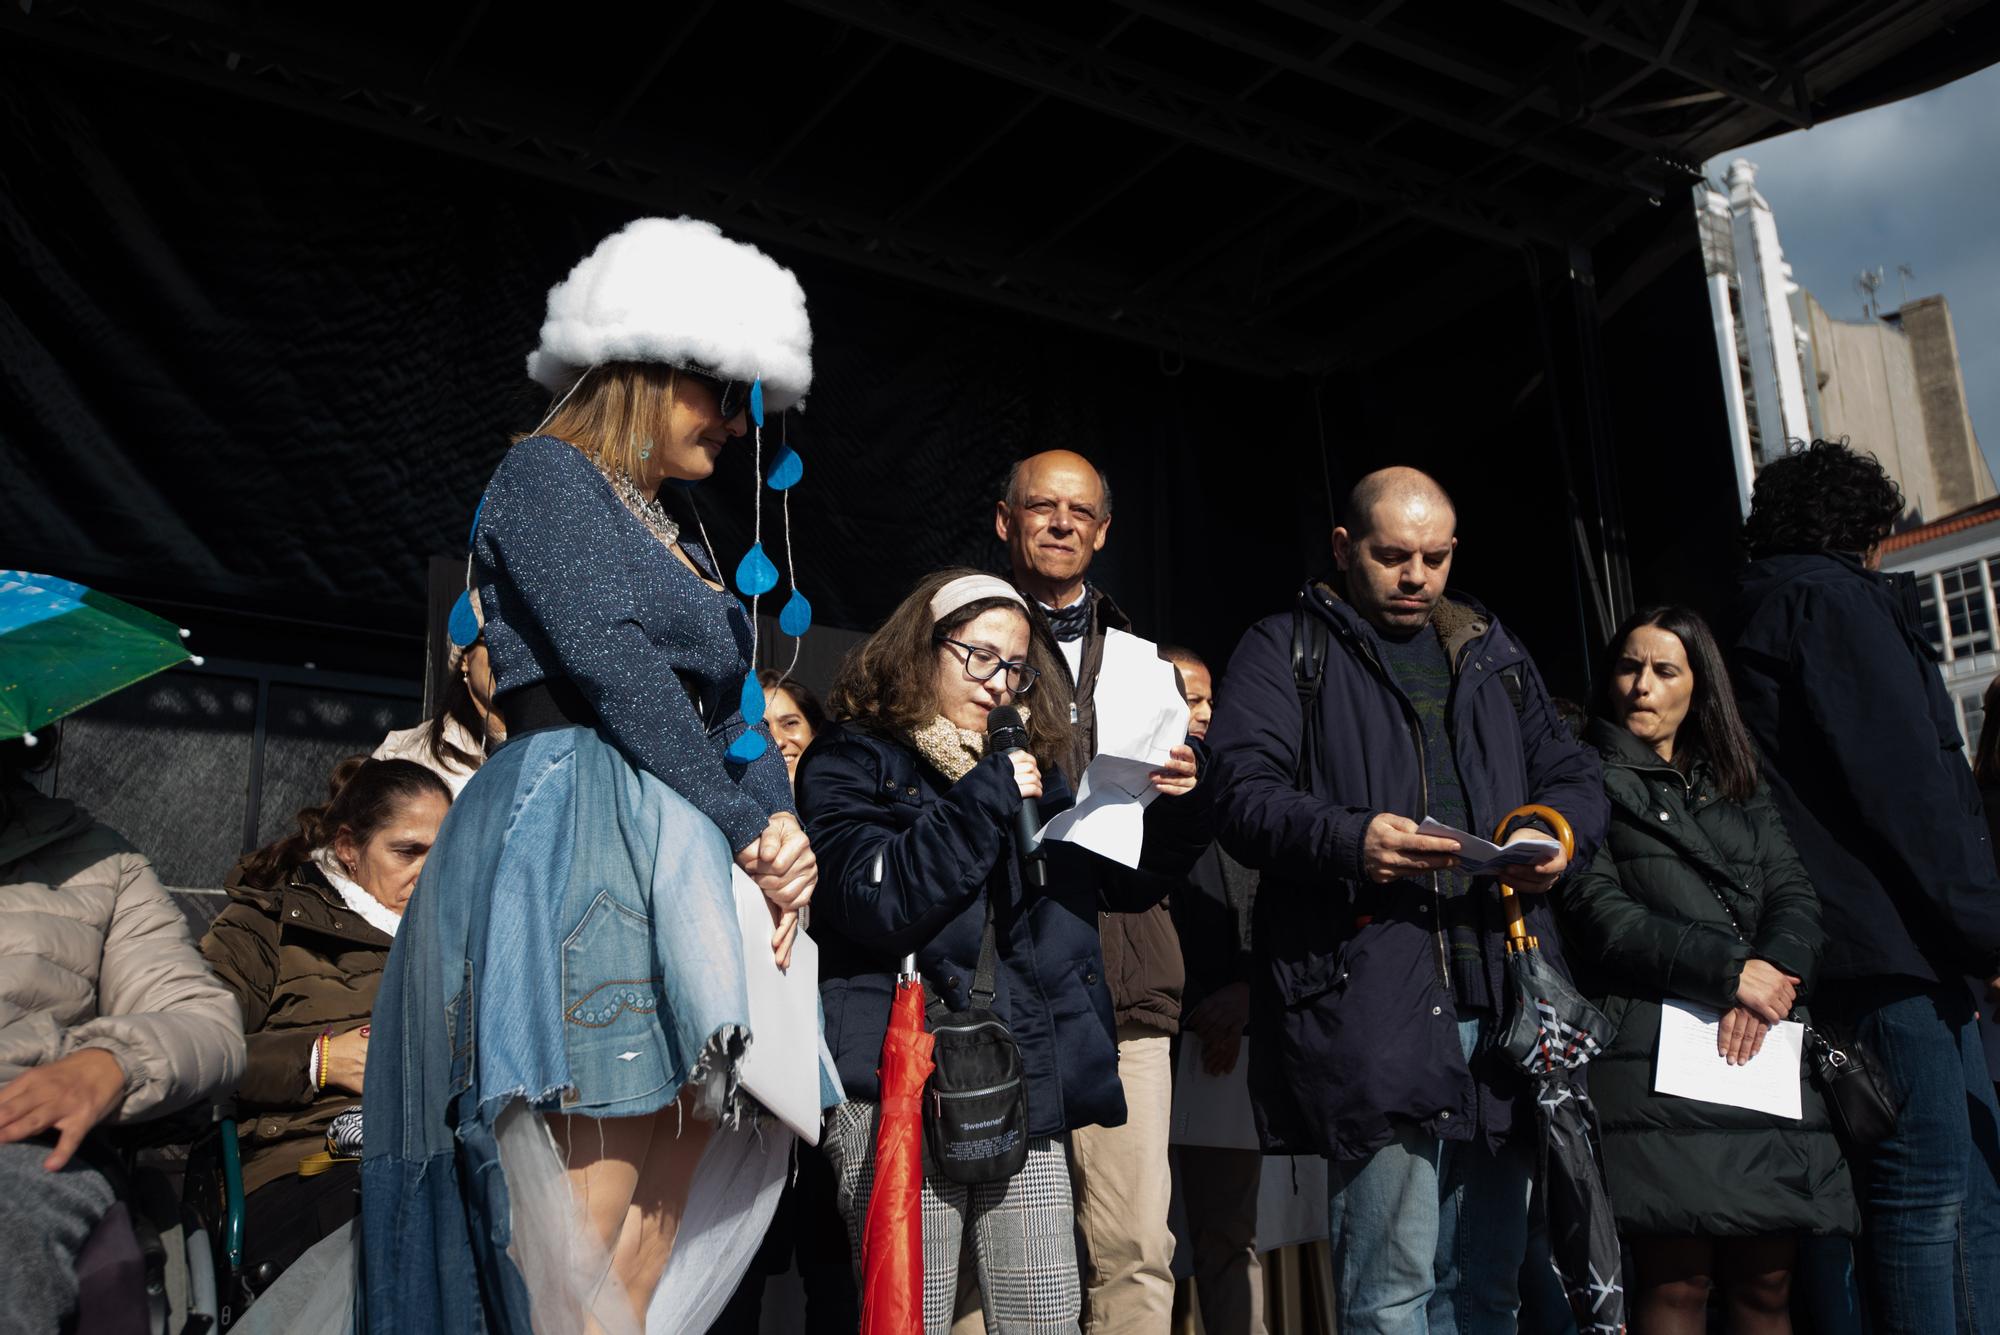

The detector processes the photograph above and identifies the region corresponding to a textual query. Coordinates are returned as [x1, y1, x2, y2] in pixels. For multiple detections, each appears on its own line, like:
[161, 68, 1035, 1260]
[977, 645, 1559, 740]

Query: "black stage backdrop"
[0, 46, 1745, 887]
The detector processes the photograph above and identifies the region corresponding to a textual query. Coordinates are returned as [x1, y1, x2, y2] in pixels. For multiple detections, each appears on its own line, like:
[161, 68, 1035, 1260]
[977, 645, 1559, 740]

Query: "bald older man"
[1206, 468, 1607, 1335]
[996, 450, 1184, 1335]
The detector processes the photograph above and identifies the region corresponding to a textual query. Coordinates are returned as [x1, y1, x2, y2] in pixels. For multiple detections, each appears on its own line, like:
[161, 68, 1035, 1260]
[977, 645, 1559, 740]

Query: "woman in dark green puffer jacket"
[1557, 607, 1857, 1335]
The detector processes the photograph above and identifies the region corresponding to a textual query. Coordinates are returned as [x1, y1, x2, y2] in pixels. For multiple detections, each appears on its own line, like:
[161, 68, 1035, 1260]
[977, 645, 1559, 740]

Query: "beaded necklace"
[602, 466, 681, 546]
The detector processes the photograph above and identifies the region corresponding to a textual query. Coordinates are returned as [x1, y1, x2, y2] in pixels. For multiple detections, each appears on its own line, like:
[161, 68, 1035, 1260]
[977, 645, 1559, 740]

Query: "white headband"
[929, 574, 1028, 624]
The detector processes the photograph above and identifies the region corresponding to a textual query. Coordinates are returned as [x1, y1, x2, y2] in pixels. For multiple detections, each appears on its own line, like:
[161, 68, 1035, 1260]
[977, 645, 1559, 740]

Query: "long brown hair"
[425, 636, 490, 774]
[235, 756, 451, 892]
[515, 361, 684, 487]
[829, 567, 1075, 773]
[1594, 606, 1762, 802]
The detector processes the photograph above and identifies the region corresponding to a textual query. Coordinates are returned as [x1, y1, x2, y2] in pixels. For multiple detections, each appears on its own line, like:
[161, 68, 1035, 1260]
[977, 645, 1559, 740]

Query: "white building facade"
[1881, 502, 2000, 756]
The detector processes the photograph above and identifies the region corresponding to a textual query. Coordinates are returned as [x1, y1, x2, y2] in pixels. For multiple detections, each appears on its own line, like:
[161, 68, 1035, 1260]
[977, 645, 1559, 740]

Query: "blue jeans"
[1831, 980, 2000, 1335]
[1326, 1018, 1532, 1335]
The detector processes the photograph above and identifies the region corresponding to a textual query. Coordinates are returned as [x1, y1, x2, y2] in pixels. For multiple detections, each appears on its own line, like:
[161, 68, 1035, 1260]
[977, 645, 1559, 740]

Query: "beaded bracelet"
[313, 1030, 332, 1092]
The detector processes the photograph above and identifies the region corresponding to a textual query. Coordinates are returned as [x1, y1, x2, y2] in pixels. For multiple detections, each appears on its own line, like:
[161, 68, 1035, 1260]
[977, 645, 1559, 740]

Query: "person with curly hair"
[1725, 438, 2000, 1335]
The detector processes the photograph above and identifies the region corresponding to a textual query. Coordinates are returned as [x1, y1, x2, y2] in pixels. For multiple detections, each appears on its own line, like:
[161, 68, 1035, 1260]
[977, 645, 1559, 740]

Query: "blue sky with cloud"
[1706, 62, 2000, 480]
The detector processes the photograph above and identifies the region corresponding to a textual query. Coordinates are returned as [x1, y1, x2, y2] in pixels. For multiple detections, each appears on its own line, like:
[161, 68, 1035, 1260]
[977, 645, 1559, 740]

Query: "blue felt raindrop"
[779, 589, 813, 637]
[766, 444, 804, 491]
[735, 542, 780, 597]
[447, 589, 480, 648]
[749, 378, 766, 427]
[726, 729, 768, 763]
[739, 674, 766, 725]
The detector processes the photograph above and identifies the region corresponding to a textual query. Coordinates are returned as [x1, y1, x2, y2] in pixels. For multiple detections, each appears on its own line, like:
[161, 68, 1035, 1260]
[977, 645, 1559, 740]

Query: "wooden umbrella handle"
[1493, 804, 1575, 948]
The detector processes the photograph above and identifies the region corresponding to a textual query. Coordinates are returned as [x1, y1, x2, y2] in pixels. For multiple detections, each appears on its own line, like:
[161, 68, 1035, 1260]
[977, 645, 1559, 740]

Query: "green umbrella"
[0, 571, 199, 744]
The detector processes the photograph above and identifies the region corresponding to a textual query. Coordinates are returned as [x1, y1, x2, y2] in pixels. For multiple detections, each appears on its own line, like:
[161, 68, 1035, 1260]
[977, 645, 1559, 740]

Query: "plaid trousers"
[822, 1099, 1082, 1334]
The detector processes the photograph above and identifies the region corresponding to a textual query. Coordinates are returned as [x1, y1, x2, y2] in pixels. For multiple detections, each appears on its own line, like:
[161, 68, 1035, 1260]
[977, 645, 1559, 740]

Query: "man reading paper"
[1206, 467, 1608, 1335]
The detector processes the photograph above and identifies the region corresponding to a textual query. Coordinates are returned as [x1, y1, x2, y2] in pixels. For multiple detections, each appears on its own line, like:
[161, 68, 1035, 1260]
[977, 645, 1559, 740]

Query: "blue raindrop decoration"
[447, 590, 480, 648]
[748, 378, 766, 428]
[779, 589, 813, 637]
[735, 543, 780, 597]
[766, 445, 804, 491]
[467, 497, 486, 545]
[729, 670, 769, 763]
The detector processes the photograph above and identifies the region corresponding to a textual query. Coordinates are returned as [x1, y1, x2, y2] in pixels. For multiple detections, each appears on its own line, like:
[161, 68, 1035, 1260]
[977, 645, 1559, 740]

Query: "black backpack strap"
[1290, 595, 1330, 790]
[1499, 663, 1526, 718]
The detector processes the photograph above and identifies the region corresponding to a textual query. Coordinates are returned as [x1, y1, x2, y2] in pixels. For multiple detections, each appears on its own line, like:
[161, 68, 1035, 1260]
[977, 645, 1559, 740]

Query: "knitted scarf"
[910, 716, 987, 782]
[909, 705, 1032, 782]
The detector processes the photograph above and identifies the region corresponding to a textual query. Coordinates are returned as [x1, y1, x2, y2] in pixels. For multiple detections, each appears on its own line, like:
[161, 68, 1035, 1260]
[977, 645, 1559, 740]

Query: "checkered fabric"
[822, 1100, 1082, 1334]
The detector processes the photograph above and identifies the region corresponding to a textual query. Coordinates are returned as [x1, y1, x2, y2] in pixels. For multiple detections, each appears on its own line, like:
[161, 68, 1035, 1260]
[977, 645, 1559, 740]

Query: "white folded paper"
[1652, 998, 1804, 1120]
[1037, 628, 1190, 868]
[1169, 1037, 1258, 1150]
[729, 865, 824, 1145]
[1416, 816, 1562, 876]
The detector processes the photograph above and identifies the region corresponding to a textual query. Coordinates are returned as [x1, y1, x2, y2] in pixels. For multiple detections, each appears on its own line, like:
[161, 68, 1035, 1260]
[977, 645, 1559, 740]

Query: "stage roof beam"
[1499, 0, 1813, 129]
[790, 0, 1568, 248]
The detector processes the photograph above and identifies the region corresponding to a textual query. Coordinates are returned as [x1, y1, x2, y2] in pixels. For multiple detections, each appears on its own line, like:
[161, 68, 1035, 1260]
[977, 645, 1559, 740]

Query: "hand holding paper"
[1037, 629, 1191, 868]
[1416, 817, 1562, 877]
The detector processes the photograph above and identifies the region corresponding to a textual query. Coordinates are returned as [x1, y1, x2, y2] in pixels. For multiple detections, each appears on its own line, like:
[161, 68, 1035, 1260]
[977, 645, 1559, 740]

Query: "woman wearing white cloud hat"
[358, 217, 840, 1335]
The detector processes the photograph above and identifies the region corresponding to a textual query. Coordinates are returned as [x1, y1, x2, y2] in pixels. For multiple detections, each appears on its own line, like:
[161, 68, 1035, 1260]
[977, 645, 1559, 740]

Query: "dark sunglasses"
[682, 367, 752, 423]
[935, 636, 1039, 695]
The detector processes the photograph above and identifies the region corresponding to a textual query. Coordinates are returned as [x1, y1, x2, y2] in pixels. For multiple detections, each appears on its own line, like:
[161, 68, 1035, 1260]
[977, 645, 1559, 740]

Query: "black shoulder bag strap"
[1289, 596, 1329, 790]
[970, 897, 1000, 1008]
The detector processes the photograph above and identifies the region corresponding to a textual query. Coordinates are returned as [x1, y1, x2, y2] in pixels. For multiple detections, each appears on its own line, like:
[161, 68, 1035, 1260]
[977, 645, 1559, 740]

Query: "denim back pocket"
[561, 890, 671, 1110]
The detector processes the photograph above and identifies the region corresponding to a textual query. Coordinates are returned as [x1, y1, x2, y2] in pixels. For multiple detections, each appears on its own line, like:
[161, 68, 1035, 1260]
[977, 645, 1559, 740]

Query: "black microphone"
[987, 704, 1048, 887]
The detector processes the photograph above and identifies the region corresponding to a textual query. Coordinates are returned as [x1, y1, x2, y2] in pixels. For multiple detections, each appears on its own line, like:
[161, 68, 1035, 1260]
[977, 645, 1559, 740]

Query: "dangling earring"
[639, 438, 654, 461]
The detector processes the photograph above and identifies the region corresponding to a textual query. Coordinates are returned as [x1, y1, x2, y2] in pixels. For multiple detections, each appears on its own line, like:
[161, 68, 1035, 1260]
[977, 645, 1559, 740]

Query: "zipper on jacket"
[1353, 632, 1451, 992]
[1623, 760, 1750, 940]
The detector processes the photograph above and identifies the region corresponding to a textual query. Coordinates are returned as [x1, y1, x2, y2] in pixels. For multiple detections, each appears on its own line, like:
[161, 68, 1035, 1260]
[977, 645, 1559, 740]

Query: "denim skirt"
[360, 723, 839, 1333]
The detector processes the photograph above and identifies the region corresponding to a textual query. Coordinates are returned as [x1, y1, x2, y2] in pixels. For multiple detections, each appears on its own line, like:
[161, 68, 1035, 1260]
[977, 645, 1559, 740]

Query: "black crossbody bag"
[924, 903, 1031, 1185]
[1805, 1019, 1900, 1149]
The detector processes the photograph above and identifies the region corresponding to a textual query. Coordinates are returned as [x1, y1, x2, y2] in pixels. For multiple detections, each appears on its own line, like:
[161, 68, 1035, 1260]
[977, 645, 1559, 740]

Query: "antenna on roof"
[1855, 266, 1884, 320]
[1897, 263, 1916, 309]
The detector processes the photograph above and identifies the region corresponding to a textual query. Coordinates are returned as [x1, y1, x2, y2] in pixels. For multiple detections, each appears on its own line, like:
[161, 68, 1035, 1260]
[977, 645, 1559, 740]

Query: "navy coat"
[797, 723, 1202, 1139]
[1206, 581, 1608, 1163]
[1725, 552, 2000, 984]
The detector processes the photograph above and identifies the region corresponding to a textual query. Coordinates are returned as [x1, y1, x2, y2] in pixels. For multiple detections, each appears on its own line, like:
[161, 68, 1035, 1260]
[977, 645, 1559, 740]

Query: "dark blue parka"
[797, 723, 1206, 1139]
[1725, 552, 2000, 984]
[1206, 581, 1608, 1163]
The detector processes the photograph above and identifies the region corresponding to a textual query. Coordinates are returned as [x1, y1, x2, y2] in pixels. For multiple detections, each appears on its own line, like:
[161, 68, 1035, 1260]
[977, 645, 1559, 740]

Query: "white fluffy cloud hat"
[526, 217, 813, 413]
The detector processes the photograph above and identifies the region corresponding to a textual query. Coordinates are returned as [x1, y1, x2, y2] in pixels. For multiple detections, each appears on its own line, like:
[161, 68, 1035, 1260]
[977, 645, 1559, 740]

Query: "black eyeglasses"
[682, 367, 751, 422]
[936, 637, 1039, 695]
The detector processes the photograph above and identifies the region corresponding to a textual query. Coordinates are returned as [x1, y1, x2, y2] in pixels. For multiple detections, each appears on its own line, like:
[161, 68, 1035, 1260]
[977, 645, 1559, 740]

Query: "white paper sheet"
[1652, 999, 1804, 1119]
[1037, 628, 1190, 867]
[730, 865, 824, 1145]
[1169, 1037, 1259, 1149]
[1416, 816, 1562, 876]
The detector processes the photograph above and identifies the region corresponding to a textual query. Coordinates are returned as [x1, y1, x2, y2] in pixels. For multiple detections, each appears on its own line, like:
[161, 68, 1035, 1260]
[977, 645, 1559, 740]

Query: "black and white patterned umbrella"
[1494, 806, 1627, 1335]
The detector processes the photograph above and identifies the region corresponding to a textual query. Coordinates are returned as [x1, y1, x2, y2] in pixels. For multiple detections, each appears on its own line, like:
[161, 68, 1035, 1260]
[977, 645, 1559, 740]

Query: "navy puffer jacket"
[797, 722, 1204, 1138]
[1206, 580, 1608, 1162]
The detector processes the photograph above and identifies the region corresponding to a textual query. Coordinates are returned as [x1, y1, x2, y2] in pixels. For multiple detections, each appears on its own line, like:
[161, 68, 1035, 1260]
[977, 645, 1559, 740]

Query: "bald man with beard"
[1206, 467, 1607, 1335]
[996, 450, 1186, 1335]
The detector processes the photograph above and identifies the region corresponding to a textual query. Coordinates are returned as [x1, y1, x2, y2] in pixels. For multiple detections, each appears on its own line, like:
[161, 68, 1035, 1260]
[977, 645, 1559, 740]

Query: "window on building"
[1939, 561, 1994, 659]
[1921, 581, 1944, 653]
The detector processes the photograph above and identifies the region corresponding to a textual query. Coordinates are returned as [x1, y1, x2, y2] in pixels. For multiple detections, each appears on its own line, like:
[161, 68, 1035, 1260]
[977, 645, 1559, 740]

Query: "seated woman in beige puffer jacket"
[0, 740, 247, 1332]
[200, 754, 449, 1284]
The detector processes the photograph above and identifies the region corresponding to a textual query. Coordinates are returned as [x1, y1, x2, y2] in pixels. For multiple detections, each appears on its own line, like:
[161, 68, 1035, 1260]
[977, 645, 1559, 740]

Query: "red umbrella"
[860, 956, 933, 1335]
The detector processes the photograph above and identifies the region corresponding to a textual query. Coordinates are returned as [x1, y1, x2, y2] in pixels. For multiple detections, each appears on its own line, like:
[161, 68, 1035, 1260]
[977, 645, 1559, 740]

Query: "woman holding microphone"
[797, 568, 1202, 1334]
